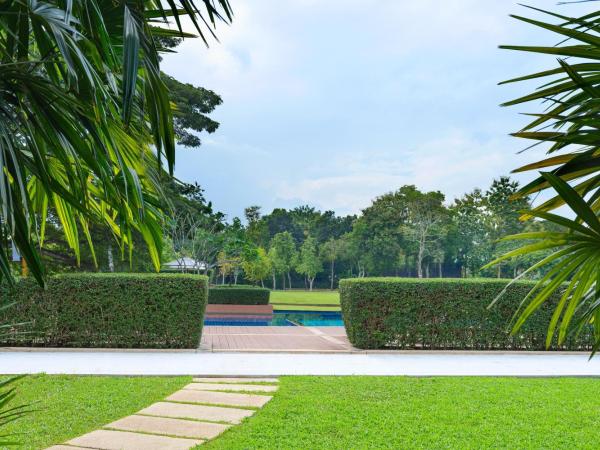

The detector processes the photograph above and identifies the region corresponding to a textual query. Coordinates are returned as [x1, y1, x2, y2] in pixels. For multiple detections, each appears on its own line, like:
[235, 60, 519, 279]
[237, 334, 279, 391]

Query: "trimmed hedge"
[339, 278, 593, 350]
[0, 273, 208, 348]
[208, 285, 270, 305]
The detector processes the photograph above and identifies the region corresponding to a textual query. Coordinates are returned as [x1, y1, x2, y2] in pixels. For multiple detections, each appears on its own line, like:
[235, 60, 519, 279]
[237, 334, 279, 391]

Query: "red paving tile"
[201, 326, 353, 351]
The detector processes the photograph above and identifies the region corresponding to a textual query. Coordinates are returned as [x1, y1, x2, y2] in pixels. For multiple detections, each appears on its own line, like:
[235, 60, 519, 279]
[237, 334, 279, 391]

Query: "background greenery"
[208, 285, 270, 305]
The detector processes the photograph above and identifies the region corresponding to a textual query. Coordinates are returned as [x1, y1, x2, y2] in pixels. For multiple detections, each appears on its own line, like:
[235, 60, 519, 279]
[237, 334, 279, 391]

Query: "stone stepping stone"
[139, 401, 254, 424]
[193, 377, 278, 384]
[106, 414, 230, 440]
[66, 429, 202, 450]
[185, 382, 278, 392]
[168, 389, 272, 408]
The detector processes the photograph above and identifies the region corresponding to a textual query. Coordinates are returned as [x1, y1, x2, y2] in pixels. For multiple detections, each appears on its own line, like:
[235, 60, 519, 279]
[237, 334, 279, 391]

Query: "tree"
[269, 232, 297, 289]
[489, 5, 600, 351]
[296, 237, 322, 291]
[162, 76, 222, 148]
[485, 177, 529, 278]
[399, 186, 449, 278]
[321, 238, 348, 289]
[0, 1, 233, 284]
[452, 188, 492, 277]
[242, 247, 272, 287]
[245, 206, 269, 247]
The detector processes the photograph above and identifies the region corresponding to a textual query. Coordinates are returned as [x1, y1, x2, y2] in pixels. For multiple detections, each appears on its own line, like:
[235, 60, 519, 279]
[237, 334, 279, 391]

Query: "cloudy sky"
[161, 0, 587, 221]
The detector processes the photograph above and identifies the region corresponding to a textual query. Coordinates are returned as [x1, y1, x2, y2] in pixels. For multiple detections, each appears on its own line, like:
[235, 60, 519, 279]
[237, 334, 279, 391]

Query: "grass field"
[270, 290, 340, 311]
[5, 375, 600, 449]
[202, 376, 600, 449]
[1, 374, 189, 450]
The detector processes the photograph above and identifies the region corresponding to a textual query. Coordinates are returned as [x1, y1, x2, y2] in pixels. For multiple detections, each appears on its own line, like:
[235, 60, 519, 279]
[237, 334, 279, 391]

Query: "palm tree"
[0, 1, 232, 284]
[489, 4, 600, 351]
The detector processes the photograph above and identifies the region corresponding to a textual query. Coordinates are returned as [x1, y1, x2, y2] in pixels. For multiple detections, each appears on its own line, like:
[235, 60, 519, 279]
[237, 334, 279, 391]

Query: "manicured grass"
[203, 376, 600, 449]
[270, 290, 340, 311]
[1, 374, 189, 449]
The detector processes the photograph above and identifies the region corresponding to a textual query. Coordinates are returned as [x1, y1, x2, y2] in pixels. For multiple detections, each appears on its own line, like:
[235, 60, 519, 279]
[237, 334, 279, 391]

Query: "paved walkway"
[4, 350, 600, 376]
[46, 377, 278, 450]
[201, 326, 353, 351]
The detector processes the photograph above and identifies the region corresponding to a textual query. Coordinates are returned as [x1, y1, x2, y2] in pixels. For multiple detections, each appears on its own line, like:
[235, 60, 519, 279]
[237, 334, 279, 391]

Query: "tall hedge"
[208, 285, 270, 305]
[0, 273, 208, 349]
[339, 278, 593, 350]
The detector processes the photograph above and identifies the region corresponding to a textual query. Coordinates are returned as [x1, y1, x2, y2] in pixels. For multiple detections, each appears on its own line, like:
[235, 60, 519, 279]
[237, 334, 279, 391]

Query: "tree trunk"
[107, 243, 114, 272]
[417, 241, 425, 278]
[330, 259, 335, 290]
[261, 279, 265, 288]
[282, 274, 286, 290]
[287, 271, 292, 290]
[222, 272, 225, 284]
[309, 277, 314, 291]
[438, 262, 443, 278]
[425, 264, 430, 278]
[272, 272, 276, 290]
[497, 265, 501, 278]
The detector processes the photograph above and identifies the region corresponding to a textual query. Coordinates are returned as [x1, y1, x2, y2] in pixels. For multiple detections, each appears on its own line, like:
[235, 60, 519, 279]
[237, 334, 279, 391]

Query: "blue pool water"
[204, 310, 344, 327]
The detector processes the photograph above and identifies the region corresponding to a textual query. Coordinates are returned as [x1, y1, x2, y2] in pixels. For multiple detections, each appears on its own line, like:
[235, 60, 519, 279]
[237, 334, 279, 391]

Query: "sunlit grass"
[203, 376, 600, 449]
[270, 290, 340, 311]
[1, 374, 189, 449]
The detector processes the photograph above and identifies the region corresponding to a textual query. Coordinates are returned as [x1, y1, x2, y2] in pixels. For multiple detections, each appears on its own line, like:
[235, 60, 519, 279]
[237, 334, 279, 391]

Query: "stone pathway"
[46, 377, 279, 450]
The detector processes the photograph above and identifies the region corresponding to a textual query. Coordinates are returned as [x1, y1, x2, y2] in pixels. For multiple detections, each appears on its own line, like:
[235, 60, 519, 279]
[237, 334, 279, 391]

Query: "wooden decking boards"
[201, 326, 354, 351]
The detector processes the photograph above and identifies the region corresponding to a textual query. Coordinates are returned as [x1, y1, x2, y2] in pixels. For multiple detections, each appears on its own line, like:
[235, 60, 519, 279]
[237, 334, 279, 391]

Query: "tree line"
[160, 176, 554, 290]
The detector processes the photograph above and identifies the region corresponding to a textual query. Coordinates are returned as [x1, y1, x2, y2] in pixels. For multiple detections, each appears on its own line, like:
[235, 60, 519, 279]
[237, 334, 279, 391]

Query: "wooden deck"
[200, 326, 354, 352]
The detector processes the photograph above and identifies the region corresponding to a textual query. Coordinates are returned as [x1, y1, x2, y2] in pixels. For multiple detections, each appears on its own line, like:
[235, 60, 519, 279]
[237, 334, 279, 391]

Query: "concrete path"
[46, 377, 278, 450]
[4, 350, 600, 376]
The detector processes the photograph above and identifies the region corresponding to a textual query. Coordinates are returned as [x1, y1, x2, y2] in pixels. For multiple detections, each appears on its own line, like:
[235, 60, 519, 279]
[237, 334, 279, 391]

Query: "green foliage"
[242, 247, 272, 285]
[269, 232, 297, 289]
[162, 75, 222, 148]
[339, 278, 592, 350]
[295, 237, 322, 290]
[494, 5, 600, 351]
[0, 274, 208, 348]
[209, 285, 270, 305]
[453, 177, 530, 277]
[0, 1, 232, 283]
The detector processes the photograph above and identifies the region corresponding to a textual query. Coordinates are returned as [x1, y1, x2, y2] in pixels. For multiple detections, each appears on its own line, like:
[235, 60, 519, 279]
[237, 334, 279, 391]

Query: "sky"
[161, 0, 589, 221]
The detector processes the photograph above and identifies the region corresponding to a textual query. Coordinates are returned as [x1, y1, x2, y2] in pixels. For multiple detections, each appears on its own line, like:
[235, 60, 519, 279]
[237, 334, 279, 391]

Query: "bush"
[339, 278, 593, 350]
[0, 273, 208, 349]
[208, 285, 270, 305]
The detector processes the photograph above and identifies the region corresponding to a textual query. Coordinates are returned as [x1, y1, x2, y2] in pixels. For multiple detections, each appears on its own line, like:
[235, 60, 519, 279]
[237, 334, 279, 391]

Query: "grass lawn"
[270, 290, 340, 311]
[203, 376, 600, 449]
[1, 374, 189, 450]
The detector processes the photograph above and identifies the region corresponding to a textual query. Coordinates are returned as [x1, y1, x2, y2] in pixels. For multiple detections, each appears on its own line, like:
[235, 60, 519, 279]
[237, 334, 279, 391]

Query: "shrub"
[0, 273, 208, 349]
[339, 278, 593, 350]
[208, 285, 270, 305]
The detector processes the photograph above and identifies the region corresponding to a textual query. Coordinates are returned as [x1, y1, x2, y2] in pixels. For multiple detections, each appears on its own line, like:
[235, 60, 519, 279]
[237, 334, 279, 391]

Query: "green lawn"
[270, 290, 340, 311]
[203, 376, 600, 449]
[0, 374, 189, 450]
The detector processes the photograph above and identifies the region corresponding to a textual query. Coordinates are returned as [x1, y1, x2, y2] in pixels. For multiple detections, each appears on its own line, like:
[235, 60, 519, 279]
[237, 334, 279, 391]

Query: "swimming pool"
[204, 310, 344, 327]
